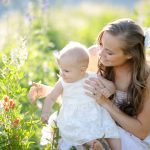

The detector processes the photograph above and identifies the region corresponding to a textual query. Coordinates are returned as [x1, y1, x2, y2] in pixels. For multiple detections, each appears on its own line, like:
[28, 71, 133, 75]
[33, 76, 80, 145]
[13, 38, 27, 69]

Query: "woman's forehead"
[101, 32, 124, 51]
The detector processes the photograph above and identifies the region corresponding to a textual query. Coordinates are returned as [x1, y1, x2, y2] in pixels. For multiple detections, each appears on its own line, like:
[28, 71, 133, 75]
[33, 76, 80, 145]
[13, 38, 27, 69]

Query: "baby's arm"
[41, 80, 63, 124]
[98, 75, 116, 98]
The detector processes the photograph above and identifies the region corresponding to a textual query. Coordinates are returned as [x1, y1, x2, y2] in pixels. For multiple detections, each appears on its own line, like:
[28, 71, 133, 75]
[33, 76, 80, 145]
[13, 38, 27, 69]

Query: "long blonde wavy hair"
[97, 18, 149, 116]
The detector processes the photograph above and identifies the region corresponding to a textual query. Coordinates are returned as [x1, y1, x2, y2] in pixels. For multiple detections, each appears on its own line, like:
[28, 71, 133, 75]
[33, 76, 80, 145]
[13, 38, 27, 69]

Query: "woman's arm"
[84, 76, 150, 139]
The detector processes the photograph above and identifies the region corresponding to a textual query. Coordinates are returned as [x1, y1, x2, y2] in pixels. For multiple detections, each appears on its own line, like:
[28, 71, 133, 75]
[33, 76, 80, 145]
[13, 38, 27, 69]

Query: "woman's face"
[99, 31, 131, 67]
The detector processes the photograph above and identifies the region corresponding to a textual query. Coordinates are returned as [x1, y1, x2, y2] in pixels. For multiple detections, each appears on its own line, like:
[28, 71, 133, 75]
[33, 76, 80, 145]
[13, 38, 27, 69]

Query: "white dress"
[56, 72, 119, 146]
[114, 90, 150, 150]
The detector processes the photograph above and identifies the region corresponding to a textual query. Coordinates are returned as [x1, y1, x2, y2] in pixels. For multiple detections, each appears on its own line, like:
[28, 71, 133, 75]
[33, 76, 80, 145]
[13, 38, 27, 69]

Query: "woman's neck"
[113, 63, 132, 91]
[114, 63, 131, 76]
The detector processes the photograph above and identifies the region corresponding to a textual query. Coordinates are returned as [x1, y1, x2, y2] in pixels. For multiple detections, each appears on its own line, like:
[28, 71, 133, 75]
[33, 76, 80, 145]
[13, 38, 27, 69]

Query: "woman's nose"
[99, 49, 103, 57]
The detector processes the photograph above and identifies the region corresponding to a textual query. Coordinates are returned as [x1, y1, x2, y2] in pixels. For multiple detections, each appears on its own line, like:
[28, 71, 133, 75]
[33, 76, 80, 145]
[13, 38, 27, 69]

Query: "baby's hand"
[28, 82, 40, 104]
[28, 86, 38, 104]
[41, 113, 49, 124]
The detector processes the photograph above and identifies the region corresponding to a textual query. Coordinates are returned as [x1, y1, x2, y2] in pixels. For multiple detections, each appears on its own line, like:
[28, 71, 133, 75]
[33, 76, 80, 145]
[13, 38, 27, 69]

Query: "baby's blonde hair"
[59, 41, 89, 68]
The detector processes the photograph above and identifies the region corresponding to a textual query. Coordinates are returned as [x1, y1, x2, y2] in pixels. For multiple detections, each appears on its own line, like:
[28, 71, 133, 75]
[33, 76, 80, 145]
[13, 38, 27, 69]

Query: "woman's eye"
[64, 70, 69, 73]
[107, 52, 113, 55]
[106, 49, 113, 55]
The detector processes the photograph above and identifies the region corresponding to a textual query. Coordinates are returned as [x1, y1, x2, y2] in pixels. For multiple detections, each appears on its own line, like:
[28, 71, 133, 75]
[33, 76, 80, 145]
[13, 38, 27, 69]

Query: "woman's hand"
[84, 76, 115, 105]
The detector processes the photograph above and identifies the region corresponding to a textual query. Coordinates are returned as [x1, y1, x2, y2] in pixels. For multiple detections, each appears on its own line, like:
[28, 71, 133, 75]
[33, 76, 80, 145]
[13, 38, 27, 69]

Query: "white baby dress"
[56, 72, 119, 146]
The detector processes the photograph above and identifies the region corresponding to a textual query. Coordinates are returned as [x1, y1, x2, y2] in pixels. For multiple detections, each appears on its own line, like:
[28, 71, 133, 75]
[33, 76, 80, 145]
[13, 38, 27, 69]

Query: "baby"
[30, 42, 121, 150]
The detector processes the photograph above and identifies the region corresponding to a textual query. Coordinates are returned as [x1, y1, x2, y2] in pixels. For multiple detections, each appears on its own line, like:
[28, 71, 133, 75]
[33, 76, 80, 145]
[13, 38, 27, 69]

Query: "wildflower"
[11, 48, 19, 66]
[10, 39, 28, 67]
[12, 118, 20, 127]
[2, 54, 8, 63]
[3, 95, 9, 102]
[2, 101, 6, 107]
[4, 106, 9, 112]
[15, 135, 19, 140]
[9, 99, 15, 109]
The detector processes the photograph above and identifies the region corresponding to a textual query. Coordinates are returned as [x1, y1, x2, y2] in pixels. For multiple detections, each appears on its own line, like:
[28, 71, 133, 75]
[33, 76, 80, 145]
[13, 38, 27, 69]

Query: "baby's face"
[58, 57, 83, 83]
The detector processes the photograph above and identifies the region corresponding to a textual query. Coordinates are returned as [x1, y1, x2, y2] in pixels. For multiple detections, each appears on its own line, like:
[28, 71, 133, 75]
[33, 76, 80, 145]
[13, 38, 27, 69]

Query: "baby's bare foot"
[93, 140, 104, 150]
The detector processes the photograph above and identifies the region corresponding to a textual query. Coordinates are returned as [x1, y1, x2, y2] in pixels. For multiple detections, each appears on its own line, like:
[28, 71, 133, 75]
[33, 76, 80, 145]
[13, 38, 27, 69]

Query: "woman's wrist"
[100, 96, 113, 109]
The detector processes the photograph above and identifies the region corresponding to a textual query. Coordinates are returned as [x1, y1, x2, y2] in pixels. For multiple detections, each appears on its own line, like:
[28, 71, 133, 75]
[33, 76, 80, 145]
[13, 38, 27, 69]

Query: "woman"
[84, 18, 150, 150]
[29, 18, 150, 150]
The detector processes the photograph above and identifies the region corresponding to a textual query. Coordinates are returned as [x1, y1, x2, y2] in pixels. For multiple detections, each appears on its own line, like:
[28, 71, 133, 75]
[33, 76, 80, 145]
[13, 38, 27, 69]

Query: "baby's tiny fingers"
[32, 82, 40, 87]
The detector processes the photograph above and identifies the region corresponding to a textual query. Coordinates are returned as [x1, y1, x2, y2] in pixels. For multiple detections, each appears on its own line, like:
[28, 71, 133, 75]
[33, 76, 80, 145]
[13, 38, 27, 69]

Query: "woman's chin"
[100, 60, 110, 66]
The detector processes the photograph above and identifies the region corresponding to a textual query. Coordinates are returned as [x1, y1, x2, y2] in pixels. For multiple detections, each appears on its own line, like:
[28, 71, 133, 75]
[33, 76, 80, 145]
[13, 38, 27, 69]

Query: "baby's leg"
[106, 138, 121, 150]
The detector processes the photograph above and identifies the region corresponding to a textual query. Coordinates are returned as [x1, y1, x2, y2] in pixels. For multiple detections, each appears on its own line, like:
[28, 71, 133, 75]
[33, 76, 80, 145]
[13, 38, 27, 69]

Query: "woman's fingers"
[85, 91, 95, 99]
[88, 77, 105, 89]
[97, 75, 115, 90]
[100, 88, 111, 98]
[85, 87, 103, 102]
[85, 78, 105, 96]
[85, 78, 101, 90]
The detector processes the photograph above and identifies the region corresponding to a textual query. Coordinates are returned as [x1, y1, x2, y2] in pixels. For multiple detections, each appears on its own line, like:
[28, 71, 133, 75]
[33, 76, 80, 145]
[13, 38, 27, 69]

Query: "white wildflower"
[40, 112, 58, 145]
[11, 48, 19, 66]
[43, 61, 50, 73]
[2, 54, 8, 63]
[10, 39, 28, 67]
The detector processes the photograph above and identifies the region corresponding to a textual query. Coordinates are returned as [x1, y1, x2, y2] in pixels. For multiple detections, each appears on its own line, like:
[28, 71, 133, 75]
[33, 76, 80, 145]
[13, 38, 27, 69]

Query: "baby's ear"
[81, 66, 87, 72]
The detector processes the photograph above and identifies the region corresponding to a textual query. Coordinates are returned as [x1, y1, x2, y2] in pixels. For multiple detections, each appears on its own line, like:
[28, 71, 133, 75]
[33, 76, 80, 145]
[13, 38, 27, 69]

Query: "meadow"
[0, 1, 150, 149]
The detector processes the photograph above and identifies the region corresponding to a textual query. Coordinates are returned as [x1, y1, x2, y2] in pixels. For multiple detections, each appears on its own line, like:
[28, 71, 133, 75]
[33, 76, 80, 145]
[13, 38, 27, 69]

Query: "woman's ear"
[127, 55, 132, 59]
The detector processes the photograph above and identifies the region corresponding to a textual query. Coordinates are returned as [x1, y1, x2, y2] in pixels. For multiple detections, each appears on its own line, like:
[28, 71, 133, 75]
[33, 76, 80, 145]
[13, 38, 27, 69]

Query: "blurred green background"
[0, 0, 150, 149]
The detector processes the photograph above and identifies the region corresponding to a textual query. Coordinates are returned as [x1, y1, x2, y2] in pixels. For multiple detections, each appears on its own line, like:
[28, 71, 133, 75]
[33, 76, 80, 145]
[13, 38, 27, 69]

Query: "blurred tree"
[133, 0, 150, 27]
